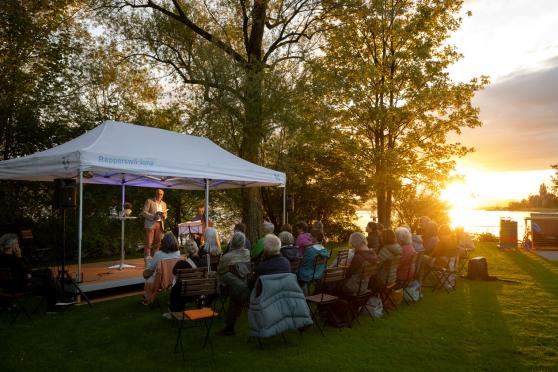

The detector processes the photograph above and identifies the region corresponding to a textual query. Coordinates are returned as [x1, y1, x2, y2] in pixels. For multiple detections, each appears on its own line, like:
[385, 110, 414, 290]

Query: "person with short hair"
[143, 232, 181, 281]
[342, 232, 378, 295]
[168, 239, 202, 313]
[0, 233, 63, 312]
[142, 189, 167, 260]
[183, 239, 206, 268]
[216, 231, 252, 336]
[250, 221, 275, 261]
[251, 234, 290, 286]
[278, 231, 299, 262]
[226, 223, 252, 252]
[395, 227, 417, 285]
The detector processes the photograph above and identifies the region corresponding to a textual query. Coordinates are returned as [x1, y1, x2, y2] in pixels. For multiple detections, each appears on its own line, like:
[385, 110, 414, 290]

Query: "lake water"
[356, 209, 534, 238]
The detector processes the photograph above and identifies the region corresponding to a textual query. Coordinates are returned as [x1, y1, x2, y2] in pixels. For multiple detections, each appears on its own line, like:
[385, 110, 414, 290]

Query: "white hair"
[0, 233, 18, 253]
[262, 222, 275, 235]
[348, 232, 367, 248]
[204, 227, 222, 256]
[278, 231, 294, 246]
[230, 231, 246, 251]
[395, 226, 413, 245]
[263, 234, 281, 256]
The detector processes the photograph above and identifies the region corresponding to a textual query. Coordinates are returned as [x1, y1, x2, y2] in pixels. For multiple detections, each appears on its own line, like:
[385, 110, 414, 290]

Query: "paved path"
[534, 250, 558, 261]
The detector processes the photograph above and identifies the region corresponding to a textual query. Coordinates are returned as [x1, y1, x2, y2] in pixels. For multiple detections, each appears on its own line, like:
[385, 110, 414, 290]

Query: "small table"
[108, 216, 138, 270]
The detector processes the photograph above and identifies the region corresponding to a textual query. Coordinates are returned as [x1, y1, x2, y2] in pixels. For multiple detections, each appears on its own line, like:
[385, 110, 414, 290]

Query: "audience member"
[201, 227, 222, 257]
[143, 232, 181, 281]
[422, 221, 440, 254]
[365, 221, 381, 252]
[226, 223, 252, 253]
[395, 227, 417, 286]
[0, 233, 64, 312]
[250, 221, 275, 262]
[455, 226, 475, 257]
[217, 232, 251, 336]
[298, 228, 329, 293]
[278, 231, 299, 262]
[295, 221, 312, 256]
[251, 234, 291, 287]
[280, 223, 293, 234]
[342, 232, 378, 295]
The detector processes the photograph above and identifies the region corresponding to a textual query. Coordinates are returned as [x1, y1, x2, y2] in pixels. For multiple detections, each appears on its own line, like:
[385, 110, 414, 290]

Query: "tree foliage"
[316, 0, 488, 227]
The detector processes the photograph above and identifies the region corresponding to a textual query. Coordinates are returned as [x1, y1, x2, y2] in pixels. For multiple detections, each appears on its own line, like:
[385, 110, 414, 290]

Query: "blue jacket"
[248, 272, 313, 337]
[298, 244, 329, 282]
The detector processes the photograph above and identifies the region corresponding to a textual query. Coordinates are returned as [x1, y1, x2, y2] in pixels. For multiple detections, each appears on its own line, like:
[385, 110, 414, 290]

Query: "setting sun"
[441, 167, 554, 209]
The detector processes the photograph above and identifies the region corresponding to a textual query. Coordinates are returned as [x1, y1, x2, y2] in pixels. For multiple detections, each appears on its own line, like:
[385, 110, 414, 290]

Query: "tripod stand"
[58, 208, 92, 308]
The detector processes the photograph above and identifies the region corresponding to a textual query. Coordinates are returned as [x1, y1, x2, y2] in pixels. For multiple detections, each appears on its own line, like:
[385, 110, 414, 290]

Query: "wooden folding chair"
[305, 266, 346, 336]
[399, 254, 419, 305]
[172, 277, 219, 360]
[342, 262, 378, 323]
[372, 256, 401, 314]
[0, 267, 33, 324]
[334, 249, 350, 268]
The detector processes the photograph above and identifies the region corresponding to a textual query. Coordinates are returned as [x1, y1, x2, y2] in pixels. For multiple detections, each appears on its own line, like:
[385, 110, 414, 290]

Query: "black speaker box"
[53, 178, 77, 209]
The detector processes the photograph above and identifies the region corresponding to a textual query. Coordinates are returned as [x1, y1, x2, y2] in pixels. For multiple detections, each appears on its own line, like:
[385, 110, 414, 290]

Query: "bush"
[475, 232, 499, 243]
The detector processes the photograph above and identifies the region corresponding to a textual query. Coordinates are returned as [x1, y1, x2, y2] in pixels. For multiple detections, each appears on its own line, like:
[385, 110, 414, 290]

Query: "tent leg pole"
[204, 179, 210, 228]
[282, 185, 286, 226]
[77, 170, 83, 283]
[121, 183, 125, 270]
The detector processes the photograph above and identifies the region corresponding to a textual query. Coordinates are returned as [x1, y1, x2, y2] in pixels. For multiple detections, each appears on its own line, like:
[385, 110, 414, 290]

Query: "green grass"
[3, 243, 558, 371]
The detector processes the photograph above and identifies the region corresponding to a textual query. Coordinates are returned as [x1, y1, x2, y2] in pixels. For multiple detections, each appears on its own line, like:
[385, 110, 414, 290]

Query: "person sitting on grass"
[216, 232, 251, 336]
[298, 228, 329, 294]
[342, 232, 378, 296]
[250, 221, 275, 263]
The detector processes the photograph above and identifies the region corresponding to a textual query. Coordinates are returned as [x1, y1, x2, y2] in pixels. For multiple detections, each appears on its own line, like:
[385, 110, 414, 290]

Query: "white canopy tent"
[0, 120, 286, 281]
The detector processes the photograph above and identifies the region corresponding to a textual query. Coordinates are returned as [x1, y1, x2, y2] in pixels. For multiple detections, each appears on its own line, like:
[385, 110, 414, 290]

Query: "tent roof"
[0, 120, 285, 190]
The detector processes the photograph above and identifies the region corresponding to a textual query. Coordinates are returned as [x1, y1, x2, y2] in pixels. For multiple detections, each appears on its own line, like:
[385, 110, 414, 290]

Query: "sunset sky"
[442, 0, 558, 207]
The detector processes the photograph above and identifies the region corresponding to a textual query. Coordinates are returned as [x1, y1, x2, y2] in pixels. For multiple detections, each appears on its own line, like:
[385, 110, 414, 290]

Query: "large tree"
[89, 0, 337, 241]
[317, 0, 488, 227]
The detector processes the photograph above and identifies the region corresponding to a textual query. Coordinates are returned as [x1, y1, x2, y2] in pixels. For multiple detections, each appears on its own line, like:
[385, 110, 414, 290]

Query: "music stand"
[178, 221, 203, 244]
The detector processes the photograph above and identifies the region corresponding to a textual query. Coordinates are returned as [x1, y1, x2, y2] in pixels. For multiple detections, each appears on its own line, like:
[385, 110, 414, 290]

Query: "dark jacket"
[280, 244, 299, 261]
[251, 255, 291, 289]
[0, 253, 30, 292]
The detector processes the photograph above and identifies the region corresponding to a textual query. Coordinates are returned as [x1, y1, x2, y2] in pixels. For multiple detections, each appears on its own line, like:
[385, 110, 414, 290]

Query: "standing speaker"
[53, 178, 77, 209]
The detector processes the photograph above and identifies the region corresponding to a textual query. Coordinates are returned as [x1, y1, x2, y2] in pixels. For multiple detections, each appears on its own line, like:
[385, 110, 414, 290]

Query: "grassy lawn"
[2, 242, 558, 371]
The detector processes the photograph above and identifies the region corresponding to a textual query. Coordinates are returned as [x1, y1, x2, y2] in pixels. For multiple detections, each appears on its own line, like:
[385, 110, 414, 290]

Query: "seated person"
[298, 228, 329, 290]
[394, 227, 417, 287]
[168, 239, 202, 313]
[200, 227, 222, 257]
[342, 232, 378, 296]
[371, 229, 401, 290]
[455, 226, 475, 257]
[278, 231, 299, 262]
[143, 232, 181, 280]
[184, 239, 207, 268]
[225, 223, 252, 253]
[294, 221, 312, 257]
[251, 234, 291, 287]
[421, 224, 458, 282]
[422, 221, 439, 255]
[0, 233, 64, 312]
[251, 221, 275, 262]
[366, 221, 381, 253]
[217, 232, 251, 336]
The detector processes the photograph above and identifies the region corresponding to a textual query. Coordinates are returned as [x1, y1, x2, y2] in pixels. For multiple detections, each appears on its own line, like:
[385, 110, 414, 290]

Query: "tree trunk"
[240, 61, 265, 243]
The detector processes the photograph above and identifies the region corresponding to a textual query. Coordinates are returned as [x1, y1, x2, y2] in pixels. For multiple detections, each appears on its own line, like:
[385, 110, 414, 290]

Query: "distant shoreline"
[480, 207, 558, 213]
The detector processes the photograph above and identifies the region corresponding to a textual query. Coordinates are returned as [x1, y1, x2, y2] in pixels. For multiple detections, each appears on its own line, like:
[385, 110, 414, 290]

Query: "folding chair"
[172, 277, 219, 360]
[431, 256, 459, 293]
[289, 257, 301, 275]
[333, 249, 350, 268]
[0, 267, 33, 324]
[372, 256, 401, 314]
[342, 262, 378, 323]
[398, 254, 419, 305]
[217, 262, 253, 316]
[305, 265, 346, 336]
[209, 255, 221, 272]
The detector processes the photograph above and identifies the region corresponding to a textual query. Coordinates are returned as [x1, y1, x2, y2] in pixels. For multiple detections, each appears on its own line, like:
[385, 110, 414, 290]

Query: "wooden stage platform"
[60, 258, 146, 293]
